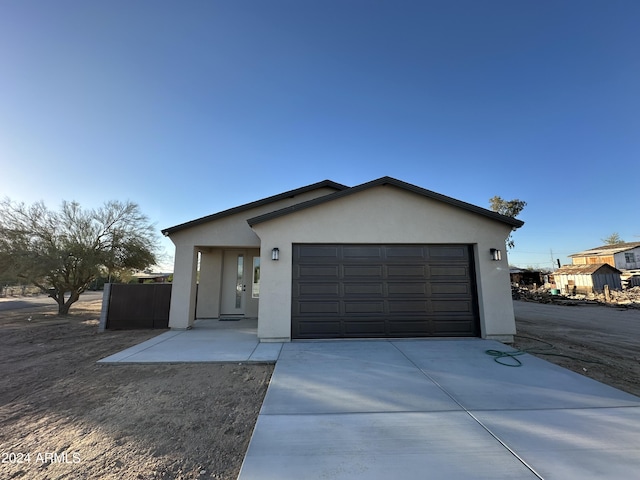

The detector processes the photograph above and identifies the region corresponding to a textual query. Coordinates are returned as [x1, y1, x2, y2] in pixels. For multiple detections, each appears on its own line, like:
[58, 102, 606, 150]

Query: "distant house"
[509, 268, 546, 287]
[131, 272, 172, 284]
[569, 242, 640, 271]
[553, 264, 622, 294]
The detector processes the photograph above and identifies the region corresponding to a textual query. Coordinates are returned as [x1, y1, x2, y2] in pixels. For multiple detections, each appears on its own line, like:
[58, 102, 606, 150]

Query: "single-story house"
[162, 177, 524, 342]
[131, 272, 172, 284]
[570, 242, 640, 271]
[553, 264, 622, 294]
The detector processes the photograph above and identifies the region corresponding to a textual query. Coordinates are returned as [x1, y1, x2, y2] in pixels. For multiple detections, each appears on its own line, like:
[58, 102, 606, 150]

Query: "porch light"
[271, 248, 279, 261]
[490, 248, 502, 261]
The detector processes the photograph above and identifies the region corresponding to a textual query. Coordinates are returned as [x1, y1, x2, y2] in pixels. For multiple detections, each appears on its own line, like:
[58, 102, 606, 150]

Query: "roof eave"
[161, 180, 348, 236]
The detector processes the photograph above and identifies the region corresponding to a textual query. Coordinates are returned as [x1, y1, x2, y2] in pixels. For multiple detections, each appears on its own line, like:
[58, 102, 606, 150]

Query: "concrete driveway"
[238, 339, 640, 480]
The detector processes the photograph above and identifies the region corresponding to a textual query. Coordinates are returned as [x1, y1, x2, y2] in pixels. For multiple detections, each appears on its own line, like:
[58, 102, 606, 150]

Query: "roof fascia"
[247, 176, 525, 228]
[161, 180, 348, 235]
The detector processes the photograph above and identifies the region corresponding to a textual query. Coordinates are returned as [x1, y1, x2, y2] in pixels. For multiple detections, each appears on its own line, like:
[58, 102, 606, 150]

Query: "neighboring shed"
[553, 264, 622, 294]
[509, 268, 545, 287]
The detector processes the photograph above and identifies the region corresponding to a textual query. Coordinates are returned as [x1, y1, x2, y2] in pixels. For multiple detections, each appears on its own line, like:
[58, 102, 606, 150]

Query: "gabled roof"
[161, 180, 348, 235]
[554, 263, 622, 275]
[247, 176, 525, 228]
[569, 242, 640, 257]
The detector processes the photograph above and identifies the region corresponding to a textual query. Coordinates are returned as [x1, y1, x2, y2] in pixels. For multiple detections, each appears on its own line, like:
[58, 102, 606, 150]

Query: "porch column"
[196, 249, 222, 318]
[169, 245, 198, 330]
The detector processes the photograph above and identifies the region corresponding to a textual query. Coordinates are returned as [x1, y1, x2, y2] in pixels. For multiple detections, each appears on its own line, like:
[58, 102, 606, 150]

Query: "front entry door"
[221, 250, 246, 316]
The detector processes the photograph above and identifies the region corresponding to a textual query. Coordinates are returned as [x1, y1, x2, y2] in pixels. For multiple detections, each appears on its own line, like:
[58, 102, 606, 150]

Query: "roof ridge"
[570, 241, 640, 256]
[555, 263, 622, 274]
[248, 176, 524, 228]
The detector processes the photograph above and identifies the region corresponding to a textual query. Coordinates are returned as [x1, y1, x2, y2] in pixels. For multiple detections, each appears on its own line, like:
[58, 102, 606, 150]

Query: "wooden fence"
[101, 283, 172, 330]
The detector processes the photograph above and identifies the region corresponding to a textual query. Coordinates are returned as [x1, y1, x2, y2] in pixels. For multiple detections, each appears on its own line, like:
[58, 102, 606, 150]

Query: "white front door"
[221, 250, 246, 315]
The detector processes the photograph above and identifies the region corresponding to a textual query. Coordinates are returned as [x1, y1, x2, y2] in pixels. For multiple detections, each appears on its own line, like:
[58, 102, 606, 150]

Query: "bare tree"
[489, 196, 526, 249]
[0, 199, 159, 314]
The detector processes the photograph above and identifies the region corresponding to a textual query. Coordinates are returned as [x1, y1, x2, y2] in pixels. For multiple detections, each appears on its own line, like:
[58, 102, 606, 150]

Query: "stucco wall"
[167, 187, 339, 328]
[251, 184, 516, 342]
[168, 187, 340, 248]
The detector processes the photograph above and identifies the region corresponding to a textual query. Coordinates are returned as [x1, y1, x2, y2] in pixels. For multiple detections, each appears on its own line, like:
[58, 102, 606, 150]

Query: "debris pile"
[600, 286, 640, 307]
[512, 286, 556, 303]
[512, 285, 640, 309]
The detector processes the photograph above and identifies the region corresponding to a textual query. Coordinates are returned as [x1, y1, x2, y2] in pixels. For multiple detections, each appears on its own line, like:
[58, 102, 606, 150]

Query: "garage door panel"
[388, 301, 429, 313]
[297, 301, 340, 314]
[427, 246, 469, 259]
[433, 319, 478, 335]
[387, 265, 427, 277]
[344, 320, 387, 336]
[343, 265, 384, 277]
[430, 283, 471, 295]
[385, 246, 426, 259]
[343, 246, 383, 259]
[388, 320, 431, 335]
[344, 283, 384, 295]
[388, 283, 427, 295]
[344, 301, 385, 314]
[298, 265, 340, 277]
[297, 320, 342, 336]
[297, 283, 340, 296]
[429, 266, 469, 277]
[292, 244, 479, 339]
[296, 245, 340, 259]
[432, 300, 474, 313]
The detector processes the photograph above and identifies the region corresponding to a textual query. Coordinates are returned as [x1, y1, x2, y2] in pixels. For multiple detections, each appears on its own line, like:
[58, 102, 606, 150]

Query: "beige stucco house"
[162, 177, 524, 343]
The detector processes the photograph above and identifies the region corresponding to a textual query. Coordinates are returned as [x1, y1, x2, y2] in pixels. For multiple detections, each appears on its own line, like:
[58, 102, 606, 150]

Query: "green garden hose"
[485, 335, 606, 367]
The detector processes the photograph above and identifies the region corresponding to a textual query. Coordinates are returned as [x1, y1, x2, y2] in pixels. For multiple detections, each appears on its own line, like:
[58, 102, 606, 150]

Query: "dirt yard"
[513, 300, 640, 397]
[2, 297, 639, 479]
[0, 298, 272, 480]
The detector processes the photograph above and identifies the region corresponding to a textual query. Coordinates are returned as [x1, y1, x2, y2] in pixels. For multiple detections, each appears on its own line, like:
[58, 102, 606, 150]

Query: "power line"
[511, 250, 574, 255]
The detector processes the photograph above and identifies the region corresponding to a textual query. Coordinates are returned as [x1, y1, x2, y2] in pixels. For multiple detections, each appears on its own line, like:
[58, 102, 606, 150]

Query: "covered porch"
[168, 245, 263, 330]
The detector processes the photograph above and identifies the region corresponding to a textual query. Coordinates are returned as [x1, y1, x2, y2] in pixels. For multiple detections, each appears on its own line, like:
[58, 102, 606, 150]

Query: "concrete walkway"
[98, 319, 282, 363]
[238, 339, 640, 480]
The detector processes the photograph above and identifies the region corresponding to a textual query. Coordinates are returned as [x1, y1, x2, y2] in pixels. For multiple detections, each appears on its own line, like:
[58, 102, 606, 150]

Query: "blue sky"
[1, 1, 638, 271]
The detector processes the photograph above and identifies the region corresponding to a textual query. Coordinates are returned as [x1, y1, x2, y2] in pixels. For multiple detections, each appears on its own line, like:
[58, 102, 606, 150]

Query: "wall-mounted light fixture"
[490, 248, 502, 261]
[271, 247, 280, 261]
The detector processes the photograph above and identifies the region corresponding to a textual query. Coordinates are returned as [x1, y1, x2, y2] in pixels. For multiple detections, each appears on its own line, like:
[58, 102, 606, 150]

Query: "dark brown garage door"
[292, 244, 480, 339]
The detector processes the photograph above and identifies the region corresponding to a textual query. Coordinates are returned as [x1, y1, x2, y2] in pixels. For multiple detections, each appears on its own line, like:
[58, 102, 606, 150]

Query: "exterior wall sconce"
[271, 247, 279, 261]
[490, 248, 502, 261]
